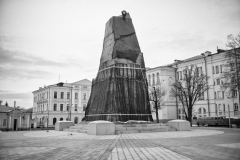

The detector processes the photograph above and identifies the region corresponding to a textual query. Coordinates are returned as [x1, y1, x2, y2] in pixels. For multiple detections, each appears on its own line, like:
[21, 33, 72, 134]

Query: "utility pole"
[12, 101, 16, 131]
[228, 104, 231, 128]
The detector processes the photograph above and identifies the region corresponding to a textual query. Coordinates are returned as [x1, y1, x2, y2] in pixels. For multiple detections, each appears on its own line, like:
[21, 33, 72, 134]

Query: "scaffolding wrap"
[85, 12, 153, 122]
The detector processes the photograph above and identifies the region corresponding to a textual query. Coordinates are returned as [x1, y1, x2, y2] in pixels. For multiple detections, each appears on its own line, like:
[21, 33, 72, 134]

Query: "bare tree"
[149, 84, 166, 123]
[221, 33, 240, 103]
[171, 65, 209, 125]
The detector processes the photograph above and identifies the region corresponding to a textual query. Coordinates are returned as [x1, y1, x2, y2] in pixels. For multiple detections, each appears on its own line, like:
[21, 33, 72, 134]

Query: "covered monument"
[85, 11, 153, 122]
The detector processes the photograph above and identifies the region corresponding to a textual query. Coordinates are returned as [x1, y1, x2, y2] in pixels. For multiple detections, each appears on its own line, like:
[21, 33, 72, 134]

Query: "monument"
[85, 11, 153, 122]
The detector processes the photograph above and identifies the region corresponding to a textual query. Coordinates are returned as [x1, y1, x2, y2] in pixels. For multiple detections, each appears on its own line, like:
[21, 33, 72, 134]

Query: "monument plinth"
[85, 11, 153, 122]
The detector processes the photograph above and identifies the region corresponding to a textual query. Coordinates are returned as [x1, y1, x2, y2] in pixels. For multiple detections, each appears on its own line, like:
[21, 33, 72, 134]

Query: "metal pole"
[12, 101, 16, 131]
[228, 105, 231, 128]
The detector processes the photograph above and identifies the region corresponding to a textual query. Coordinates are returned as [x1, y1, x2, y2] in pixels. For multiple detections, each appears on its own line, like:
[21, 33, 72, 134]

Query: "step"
[63, 128, 88, 133]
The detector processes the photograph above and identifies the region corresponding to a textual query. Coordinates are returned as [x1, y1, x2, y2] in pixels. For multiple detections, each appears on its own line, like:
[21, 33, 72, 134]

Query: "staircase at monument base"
[115, 123, 177, 134]
[63, 124, 88, 133]
[62, 123, 177, 134]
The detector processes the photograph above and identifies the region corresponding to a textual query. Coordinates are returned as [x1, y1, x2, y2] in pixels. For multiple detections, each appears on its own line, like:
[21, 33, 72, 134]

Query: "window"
[198, 108, 201, 114]
[220, 65, 222, 73]
[83, 104, 86, 111]
[222, 91, 224, 99]
[75, 93, 78, 99]
[215, 104, 218, 113]
[180, 71, 182, 80]
[218, 104, 221, 111]
[233, 90, 237, 97]
[53, 118, 57, 125]
[197, 67, 202, 76]
[223, 104, 225, 112]
[157, 73, 160, 84]
[54, 104, 57, 111]
[214, 92, 216, 99]
[60, 117, 63, 121]
[74, 117, 78, 124]
[230, 63, 235, 71]
[54, 91, 57, 98]
[203, 108, 206, 114]
[3, 119, 6, 126]
[217, 91, 221, 98]
[234, 103, 239, 111]
[67, 92, 70, 99]
[178, 109, 181, 114]
[60, 104, 63, 111]
[148, 75, 151, 86]
[213, 81, 215, 86]
[61, 92, 64, 99]
[212, 66, 215, 74]
[216, 79, 220, 85]
[83, 93, 86, 100]
[216, 66, 219, 74]
[75, 104, 77, 111]
[221, 80, 223, 85]
[67, 104, 69, 111]
[47, 92, 48, 99]
[152, 74, 155, 86]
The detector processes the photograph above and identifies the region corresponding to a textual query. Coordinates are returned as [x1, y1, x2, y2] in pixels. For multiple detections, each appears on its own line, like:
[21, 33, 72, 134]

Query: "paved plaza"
[0, 127, 240, 160]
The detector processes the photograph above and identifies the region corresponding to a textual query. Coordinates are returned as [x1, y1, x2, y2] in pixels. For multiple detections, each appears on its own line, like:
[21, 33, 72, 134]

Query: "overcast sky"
[0, 0, 240, 108]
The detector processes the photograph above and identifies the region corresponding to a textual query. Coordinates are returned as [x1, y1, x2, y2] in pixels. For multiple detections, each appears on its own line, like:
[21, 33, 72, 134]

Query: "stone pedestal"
[34, 122, 37, 128]
[167, 120, 190, 131]
[55, 121, 74, 131]
[88, 121, 115, 135]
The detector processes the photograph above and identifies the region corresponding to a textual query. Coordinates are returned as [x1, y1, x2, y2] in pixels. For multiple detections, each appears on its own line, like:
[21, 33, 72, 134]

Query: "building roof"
[72, 79, 91, 85]
[0, 105, 12, 113]
[147, 48, 231, 70]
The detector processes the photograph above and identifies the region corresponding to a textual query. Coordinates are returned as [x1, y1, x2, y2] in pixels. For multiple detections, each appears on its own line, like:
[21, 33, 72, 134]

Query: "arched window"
[198, 108, 201, 114]
[53, 118, 57, 125]
[152, 74, 155, 86]
[234, 103, 239, 111]
[157, 73, 160, 84]
[203, 108, 206, 114]
[83, 104, 86, 111]
[74, 117, 78, 124]
[60, 117, 63, 121]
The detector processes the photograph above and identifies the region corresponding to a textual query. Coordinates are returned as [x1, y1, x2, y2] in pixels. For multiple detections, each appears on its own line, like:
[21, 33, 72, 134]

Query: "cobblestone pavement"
[0, 127, 239, 160]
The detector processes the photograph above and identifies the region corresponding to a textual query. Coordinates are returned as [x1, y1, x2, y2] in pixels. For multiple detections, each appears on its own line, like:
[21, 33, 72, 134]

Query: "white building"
[147, 49, 239, 120]
[32, 79, 91, 128]
[146, 66, 177, 120]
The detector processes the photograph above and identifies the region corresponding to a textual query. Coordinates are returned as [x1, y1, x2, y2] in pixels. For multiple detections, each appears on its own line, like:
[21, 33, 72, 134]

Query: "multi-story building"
[146, 66, 177, 120]
[32, 79, 91, 128]
[147, 49, 239, 120]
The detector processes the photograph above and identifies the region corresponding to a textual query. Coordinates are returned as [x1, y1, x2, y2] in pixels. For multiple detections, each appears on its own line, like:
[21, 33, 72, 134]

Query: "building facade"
[146, 66, 177, 120]
[147, 49, 240, 120]
[0, 104, 32, 131]
[32, 79, 91, 128]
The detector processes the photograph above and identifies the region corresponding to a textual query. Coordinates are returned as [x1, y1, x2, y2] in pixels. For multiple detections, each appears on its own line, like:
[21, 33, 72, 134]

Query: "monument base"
[88, 121, 115, 135]
[167, 120, 190, 131]
[55, 121, 74, 131]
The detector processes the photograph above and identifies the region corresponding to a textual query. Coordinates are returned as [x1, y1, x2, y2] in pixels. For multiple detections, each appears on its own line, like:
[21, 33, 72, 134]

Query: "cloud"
[0, 47, 65, 67]
[0, 91, 32, 100]
[0, 66, 55, 80]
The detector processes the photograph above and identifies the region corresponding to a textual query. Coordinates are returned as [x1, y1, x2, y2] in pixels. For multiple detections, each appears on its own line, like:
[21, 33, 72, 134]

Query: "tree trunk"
[188, 106, 192, 126]
[155, 101, 159, 123]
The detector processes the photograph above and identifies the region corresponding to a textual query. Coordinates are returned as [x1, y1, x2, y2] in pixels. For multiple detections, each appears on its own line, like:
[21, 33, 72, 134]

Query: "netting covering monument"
[85, 11, 153, 122]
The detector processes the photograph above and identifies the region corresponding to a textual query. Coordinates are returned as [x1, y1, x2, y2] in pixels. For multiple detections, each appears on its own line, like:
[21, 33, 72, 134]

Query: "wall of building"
[147, 50, 239, 120]
[32, 79, 91, 127]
